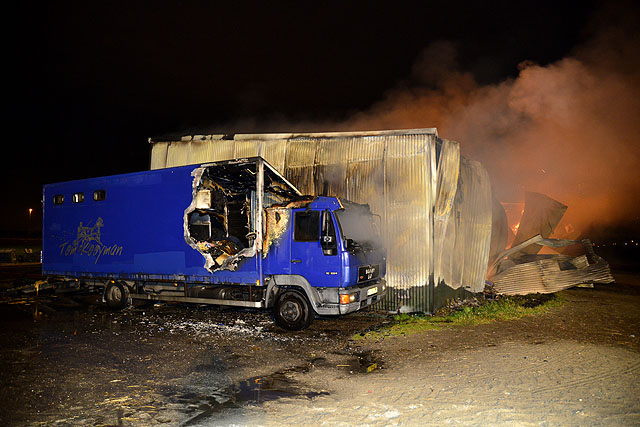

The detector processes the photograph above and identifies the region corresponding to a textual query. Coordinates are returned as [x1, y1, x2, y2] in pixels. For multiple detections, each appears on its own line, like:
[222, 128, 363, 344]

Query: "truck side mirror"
[345, 238, 354, 251]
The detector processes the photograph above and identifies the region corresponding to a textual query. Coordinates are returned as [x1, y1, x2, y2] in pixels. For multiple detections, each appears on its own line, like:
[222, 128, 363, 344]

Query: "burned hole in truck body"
[184, 159, 302, 272]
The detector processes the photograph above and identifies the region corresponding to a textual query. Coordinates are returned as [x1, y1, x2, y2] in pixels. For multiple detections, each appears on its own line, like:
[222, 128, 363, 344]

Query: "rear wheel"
[104, 281, 131, 310]
[274, 290, 314, 330]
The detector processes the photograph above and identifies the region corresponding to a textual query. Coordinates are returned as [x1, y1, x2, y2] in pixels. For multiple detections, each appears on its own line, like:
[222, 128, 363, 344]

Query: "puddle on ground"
[337, 350, 384, 374]
[330, 348, 385, 374]
[236, 371, 328, 404]
[179, 358, 329, 426]
[171, 350, 380, 426]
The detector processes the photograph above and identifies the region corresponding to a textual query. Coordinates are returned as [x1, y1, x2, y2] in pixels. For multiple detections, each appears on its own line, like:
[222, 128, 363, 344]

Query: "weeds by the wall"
[354, 293, 564, 340]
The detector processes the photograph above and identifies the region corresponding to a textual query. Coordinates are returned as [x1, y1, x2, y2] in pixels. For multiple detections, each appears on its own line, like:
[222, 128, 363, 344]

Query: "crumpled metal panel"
[489, 236, 614, 295]
[458, 160, 493, 290]
[148, 129, 493, 313]
[492, 255, 614, 295]
[510, 192, 567, 257]
[488, 197, 510, 264]
[434, 139, 460, 288]
[485, 192, 614, 296]
[434, 139, 460, 218]
[435, 156, 492, 295]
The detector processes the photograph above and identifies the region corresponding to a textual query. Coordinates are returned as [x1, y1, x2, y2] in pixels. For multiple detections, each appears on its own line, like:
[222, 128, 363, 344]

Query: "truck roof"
[44, 157, 302, 200]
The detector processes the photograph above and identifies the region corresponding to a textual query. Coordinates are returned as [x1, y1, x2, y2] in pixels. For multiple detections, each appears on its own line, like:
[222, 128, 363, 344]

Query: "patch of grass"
[354, 293, 564, 340]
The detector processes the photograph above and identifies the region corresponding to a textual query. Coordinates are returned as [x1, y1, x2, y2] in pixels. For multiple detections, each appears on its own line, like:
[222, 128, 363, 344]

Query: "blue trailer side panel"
[42, 165, 258, 284]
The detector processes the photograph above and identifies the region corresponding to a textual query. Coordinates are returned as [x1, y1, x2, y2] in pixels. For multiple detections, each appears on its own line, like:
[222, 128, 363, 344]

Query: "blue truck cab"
[42, 157, 386, 330]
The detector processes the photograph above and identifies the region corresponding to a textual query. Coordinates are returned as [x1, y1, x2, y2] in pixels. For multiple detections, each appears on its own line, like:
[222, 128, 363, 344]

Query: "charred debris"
[183, 160, 305, 272]
[487, 192, 614, 296]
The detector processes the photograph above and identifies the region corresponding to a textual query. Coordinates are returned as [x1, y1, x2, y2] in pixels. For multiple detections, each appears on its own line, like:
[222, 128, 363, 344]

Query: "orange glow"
[501, 202, 525, 247]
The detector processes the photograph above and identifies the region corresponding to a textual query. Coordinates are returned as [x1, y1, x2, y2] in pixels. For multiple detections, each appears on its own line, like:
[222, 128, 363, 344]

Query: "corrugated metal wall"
[148, 129, 491, 312]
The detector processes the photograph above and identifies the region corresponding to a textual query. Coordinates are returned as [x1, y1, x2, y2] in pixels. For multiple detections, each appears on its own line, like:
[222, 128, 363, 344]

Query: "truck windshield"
[334, 203, 382, 249]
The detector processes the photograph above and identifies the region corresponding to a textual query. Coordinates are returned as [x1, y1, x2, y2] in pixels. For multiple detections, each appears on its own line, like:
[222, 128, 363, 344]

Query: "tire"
[273, 290, 314, 331]
[104, 281, 131, 310]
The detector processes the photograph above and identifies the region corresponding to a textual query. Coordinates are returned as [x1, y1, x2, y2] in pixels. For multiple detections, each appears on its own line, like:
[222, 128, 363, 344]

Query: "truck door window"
[294, 211, 320, 242]
[321, 210, 338, 256]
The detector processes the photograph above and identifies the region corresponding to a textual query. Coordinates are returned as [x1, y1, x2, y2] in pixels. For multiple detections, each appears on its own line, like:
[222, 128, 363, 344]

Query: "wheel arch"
[265, 275, 321, 314]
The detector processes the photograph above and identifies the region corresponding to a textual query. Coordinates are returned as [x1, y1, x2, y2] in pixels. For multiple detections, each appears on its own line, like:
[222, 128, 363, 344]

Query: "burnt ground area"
[0, 269, 638, 426]
[0, 279, 389, 426]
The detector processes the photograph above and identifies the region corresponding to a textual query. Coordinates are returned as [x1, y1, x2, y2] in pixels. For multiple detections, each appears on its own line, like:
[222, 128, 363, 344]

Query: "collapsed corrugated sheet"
[488, 192, 614, 295]
[489, 235, 614, 295]
[510, 192, 567, 257]
[488, 196, 510, 265]
[149, 129, 493, 313]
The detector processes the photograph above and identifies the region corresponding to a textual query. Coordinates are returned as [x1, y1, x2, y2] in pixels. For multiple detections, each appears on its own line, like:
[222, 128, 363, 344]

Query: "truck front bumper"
[338, 279, 386, 315]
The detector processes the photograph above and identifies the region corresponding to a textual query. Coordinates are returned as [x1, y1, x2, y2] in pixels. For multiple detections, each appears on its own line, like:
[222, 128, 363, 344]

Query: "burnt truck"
[42, 157, 386, 330]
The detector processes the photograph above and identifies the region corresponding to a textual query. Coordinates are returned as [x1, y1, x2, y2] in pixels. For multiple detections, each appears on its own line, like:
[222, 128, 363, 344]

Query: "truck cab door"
[290, 210, 341, 287]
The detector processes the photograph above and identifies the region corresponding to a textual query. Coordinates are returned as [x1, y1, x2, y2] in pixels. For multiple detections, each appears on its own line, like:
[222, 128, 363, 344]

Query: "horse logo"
[73, 217, 104, 246]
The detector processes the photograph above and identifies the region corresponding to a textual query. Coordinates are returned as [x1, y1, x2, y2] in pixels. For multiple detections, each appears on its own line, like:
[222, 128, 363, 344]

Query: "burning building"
[149, 128, 492, 313]
[148, 128, 613, 313]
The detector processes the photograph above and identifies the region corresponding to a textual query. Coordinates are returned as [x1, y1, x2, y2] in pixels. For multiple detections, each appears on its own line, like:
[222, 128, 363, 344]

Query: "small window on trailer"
[72, 192, 84, 203]
[53, 195, 64, 205]
[93, 190, 106, 201]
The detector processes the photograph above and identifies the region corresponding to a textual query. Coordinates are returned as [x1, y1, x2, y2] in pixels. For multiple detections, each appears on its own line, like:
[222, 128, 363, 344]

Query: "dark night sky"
[3, 1, 605, 233]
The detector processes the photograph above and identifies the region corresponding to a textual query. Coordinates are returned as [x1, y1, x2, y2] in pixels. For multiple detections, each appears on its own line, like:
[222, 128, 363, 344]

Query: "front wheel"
[104, 281, 131, 310]
[274, 290, 314, 331]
